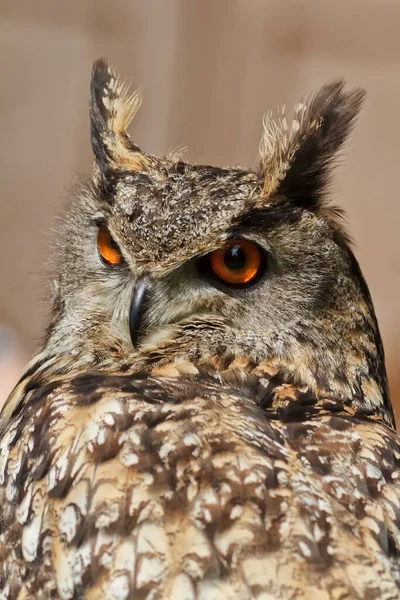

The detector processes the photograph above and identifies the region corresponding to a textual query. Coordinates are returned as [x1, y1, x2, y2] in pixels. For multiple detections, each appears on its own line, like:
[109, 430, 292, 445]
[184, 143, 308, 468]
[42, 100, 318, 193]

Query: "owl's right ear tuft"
[259, 81, 365, 211]
[90, 57, 149, 177]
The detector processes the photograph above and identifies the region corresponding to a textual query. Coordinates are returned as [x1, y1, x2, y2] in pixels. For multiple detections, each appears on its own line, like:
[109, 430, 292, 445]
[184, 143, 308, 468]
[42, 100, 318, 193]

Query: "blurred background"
[0, 0, 399, 412]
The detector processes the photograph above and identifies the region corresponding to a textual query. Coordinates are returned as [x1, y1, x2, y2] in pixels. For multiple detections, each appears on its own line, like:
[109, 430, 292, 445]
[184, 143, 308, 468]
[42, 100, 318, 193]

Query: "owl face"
[61, 161, 341, 353]
[45, 59, 388, 407]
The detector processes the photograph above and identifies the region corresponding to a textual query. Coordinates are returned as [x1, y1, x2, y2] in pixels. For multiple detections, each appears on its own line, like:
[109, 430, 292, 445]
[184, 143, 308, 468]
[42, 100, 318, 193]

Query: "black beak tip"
[129, 277, 151, 348]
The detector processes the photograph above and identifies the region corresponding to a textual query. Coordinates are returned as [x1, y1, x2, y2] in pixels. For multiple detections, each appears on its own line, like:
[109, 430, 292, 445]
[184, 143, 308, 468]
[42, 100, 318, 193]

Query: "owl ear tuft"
[259, 80, 365, 210]
[90, 57, 149, 176]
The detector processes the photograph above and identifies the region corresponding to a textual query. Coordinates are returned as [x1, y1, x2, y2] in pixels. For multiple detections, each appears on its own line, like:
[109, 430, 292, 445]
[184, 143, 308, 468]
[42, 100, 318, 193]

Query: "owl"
[0, 58, 399, 600]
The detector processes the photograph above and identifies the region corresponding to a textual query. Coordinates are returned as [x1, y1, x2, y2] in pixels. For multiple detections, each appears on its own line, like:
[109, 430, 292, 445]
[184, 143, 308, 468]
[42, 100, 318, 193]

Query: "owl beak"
[129, 276, 151, 348]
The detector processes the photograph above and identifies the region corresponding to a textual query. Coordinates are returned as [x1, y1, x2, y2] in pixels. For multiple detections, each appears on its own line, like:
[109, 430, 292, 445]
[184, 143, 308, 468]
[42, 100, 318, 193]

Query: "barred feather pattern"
[1, 357, 400, 600]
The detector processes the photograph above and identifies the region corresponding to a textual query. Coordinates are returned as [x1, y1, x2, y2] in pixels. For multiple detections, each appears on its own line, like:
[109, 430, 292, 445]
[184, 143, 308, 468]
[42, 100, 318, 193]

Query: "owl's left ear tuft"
[90, 57, 149, 176]
[259, 80, 365, 211]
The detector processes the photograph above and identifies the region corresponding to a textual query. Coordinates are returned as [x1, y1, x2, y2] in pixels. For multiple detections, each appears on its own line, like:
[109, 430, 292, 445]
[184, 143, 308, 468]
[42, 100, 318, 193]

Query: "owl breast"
[1, 368, 399, 600]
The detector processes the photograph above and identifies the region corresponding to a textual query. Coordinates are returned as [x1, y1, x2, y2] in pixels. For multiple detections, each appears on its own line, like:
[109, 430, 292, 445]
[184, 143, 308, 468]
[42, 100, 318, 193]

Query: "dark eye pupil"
[224, 246, 246, 270]
[108, 234, 119, 251]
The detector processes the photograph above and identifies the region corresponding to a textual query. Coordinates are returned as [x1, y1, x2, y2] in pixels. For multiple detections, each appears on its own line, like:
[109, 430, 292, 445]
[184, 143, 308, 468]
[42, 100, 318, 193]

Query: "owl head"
[42, 58, 390, 422]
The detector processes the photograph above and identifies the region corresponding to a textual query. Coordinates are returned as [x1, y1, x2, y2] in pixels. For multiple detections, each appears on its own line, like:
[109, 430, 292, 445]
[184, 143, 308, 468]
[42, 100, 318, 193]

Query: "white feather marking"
[167, 574, 196, 600]
[59, 504, 79, 543]
[22, 511, 43, 562]
[16, 485, 33, 525]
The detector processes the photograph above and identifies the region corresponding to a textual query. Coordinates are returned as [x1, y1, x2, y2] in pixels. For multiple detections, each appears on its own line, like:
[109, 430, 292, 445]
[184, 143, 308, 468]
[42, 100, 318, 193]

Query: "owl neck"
[147, 325, 393, 427]
[3, 319, 393, 431]
[8, 327, 392, 433]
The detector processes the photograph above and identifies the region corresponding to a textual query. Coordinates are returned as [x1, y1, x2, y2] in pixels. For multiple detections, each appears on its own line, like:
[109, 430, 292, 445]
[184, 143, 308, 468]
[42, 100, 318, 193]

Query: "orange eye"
[97, 225, 123, 266]
[208, 239, 263, 285]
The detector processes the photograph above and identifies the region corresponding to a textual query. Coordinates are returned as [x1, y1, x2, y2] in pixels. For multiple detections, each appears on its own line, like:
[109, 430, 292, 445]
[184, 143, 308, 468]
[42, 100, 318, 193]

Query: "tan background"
[0, 1, 399, 412]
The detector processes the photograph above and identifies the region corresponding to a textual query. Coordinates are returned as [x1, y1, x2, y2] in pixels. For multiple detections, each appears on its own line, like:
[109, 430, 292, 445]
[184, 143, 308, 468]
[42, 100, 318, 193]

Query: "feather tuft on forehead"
[90, 57, 149, 175]
[259, 80, 365, 210]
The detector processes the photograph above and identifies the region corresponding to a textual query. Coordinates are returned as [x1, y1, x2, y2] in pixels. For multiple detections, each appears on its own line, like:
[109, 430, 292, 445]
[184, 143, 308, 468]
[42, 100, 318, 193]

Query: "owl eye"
[97, 225, 123, 266]
[201, 239, 265, 286]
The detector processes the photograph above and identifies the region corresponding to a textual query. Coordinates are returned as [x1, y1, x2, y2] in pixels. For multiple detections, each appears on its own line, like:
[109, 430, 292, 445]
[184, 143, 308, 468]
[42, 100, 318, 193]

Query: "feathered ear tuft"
[259, 80, 365, 210]
[90, 57, 149, 175]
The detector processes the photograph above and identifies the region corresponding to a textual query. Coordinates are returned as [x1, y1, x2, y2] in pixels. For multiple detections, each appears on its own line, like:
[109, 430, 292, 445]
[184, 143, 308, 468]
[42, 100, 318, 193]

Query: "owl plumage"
[0, 59, 399, 599]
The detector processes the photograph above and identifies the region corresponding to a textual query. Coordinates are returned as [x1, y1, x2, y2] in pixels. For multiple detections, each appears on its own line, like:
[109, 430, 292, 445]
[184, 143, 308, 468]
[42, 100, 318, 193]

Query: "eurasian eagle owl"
[0, 59, 399, 600]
